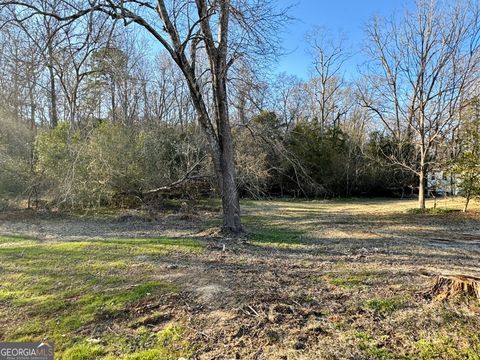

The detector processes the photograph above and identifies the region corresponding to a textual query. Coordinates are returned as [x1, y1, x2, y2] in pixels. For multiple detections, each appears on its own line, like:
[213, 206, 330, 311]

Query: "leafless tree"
[306, 27, 351, 133]
[359, 0, 480, 208]
[272, 73, 305, 131]
[0, 0, 288, 232]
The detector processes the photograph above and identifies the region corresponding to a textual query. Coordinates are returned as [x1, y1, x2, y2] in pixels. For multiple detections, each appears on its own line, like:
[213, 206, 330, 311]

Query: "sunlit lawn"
[1, 197, 479, 359]
[0, 236, 202, 359]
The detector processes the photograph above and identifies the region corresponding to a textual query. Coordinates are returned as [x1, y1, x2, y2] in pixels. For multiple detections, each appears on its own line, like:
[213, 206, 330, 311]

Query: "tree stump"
[426, 275, 480, 301]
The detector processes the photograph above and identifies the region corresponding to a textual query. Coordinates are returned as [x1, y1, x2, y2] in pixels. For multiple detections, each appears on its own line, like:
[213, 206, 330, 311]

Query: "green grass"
[365, 297, 406, 316]
[62, 343, 105, 360]
[103, 324, 193, 360]
[323, 270, 388, 289]
[2, 198, 480, 359]
[414, 336, 480, 360]
[242, 214, 305, 246]
[0, 234, 201, 358]
[328, 275, 364, 287]
[351, 331, 397, 359]
[249, 227, 304, 246]
[325, 271, 378, 288]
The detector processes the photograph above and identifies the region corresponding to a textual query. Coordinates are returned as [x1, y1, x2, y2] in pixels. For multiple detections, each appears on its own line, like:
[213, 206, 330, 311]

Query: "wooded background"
[0, 0, 479, 218]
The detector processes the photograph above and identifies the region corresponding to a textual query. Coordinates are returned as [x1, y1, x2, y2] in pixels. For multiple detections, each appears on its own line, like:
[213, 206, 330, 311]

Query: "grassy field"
[0, 197, 479, 359]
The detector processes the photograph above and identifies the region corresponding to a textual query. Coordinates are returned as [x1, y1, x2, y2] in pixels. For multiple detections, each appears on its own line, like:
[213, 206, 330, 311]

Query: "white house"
[427, 170, 459, 196]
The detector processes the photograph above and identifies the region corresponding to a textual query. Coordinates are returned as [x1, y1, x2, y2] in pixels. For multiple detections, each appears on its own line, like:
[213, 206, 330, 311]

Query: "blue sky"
[276, 0, 414, 79]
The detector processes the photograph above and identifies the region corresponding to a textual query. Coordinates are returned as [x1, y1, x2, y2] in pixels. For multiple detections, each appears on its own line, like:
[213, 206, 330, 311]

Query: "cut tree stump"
[426, 275, 480, 301]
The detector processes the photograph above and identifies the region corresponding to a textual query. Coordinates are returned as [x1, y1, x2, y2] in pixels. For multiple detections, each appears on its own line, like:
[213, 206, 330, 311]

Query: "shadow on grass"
[1, 199, 480, 359]
[236, 199, 480, 275]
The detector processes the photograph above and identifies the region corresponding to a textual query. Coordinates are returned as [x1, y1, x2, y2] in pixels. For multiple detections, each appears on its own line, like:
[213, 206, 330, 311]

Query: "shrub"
[35, 122, 211, 209]
[0, 116, 34, 203]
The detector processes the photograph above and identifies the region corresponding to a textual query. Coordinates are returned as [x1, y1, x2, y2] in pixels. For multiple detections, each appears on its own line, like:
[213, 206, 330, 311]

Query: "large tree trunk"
[157, 0, 242, 233]
[213, 56, 242, 233]
[219, 133, 242, 232]
[180, 68, 241, 232]
[217, 91, 242, 233]
[195, 104, 241, 233]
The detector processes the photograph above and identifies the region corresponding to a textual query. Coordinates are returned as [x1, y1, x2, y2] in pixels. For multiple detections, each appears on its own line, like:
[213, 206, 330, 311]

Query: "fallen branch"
[143, 155, 208, 195]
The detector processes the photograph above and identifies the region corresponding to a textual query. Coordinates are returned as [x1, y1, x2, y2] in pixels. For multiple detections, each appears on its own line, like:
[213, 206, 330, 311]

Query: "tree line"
[0, 0, 480, 232]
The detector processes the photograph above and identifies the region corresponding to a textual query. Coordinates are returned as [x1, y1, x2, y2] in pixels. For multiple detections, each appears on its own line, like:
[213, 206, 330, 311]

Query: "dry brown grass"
[0, 197, 479, 359]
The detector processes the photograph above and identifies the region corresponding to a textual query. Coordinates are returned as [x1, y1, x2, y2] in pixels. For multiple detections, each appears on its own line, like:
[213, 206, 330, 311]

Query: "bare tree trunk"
[418, 162, 426, 209]
[48, 64, 58, 127]
[111, 78, 116, 123]
[219, 133, 241, 232]
[418, 102, 426, 209]
[67, 94, 77, 145]
[216, 75, 241, 232]
[46, 37, 58, 128]
[463, 191, 471, 212]
[211, 0, 242, 233]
